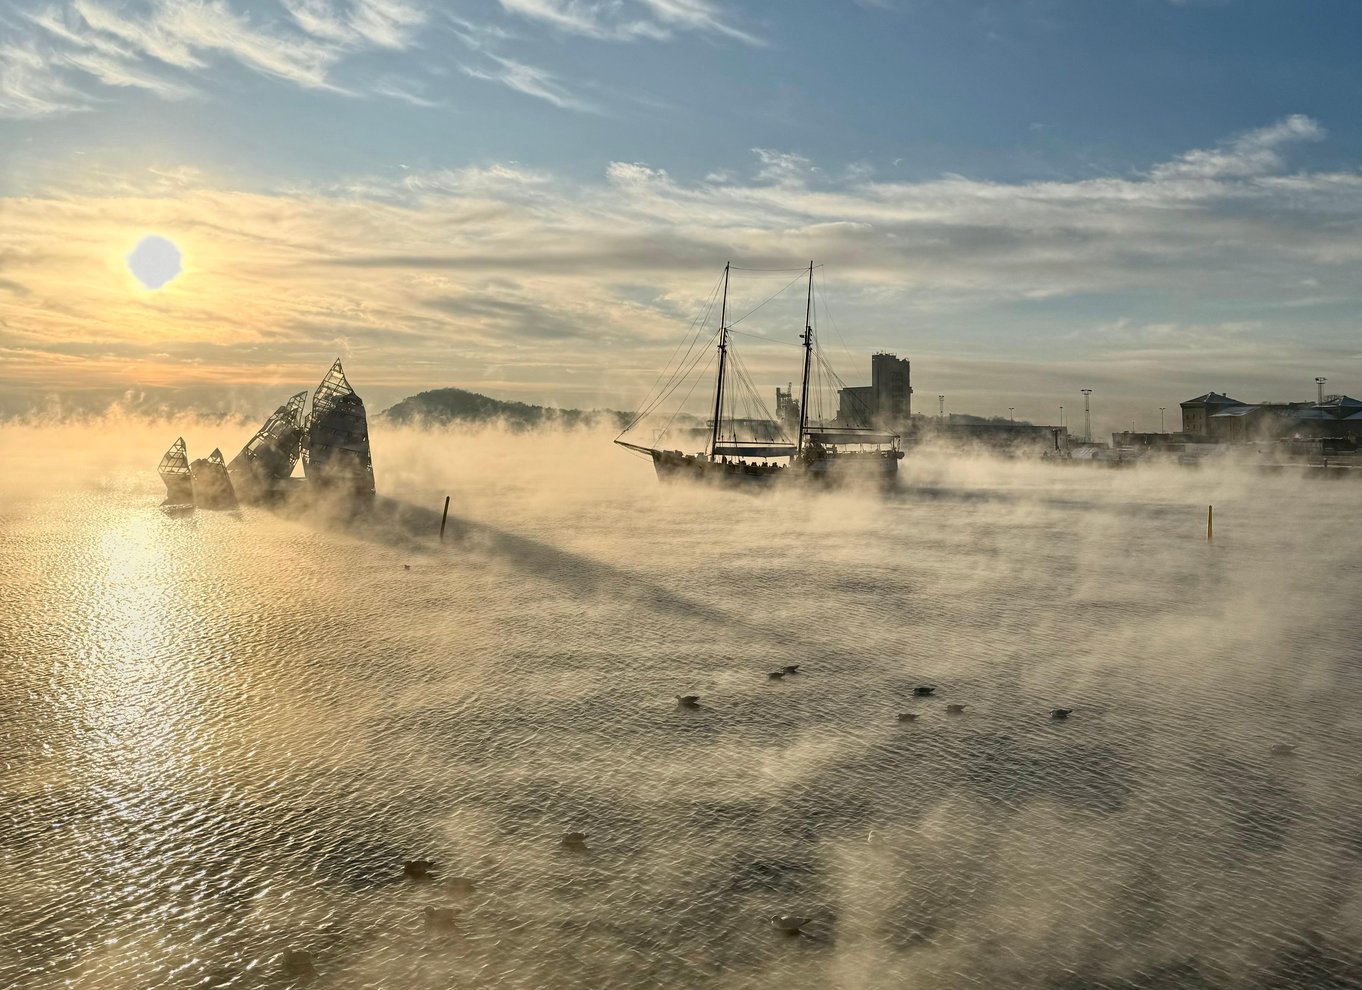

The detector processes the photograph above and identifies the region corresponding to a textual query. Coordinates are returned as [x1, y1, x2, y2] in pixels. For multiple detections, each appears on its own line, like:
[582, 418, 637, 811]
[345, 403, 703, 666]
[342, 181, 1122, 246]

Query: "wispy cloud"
[2, 116, 1358, 411]
[497, 0, 762, 45]
[2, 0, 431, 117]
[1151, 114, 1325, 180]
[462, 53, 599, 113]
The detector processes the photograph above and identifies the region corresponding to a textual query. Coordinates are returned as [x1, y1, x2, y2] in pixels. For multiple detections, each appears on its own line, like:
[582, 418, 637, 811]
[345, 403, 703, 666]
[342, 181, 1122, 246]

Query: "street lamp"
[1008, 407, 1014, 423]
[1059, 405, 1064, 429]
[1159, 407, 1166, 433]
[938, 394, 945, 422]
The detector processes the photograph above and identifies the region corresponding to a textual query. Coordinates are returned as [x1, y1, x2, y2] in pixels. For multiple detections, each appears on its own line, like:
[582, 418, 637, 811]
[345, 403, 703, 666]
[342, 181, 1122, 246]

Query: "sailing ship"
[154, 358, 375, 508]
[615, 263, 903, 487]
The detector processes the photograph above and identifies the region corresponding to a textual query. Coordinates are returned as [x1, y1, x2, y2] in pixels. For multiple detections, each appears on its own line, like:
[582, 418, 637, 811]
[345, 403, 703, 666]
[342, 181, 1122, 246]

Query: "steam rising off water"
[3, 420, 1361, 989]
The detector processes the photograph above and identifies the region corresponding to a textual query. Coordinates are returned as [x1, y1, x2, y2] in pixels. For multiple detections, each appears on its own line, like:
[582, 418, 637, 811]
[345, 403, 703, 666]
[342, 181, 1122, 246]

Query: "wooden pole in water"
[440, 495, 450, 542]
[1207, 504, 1213, 542]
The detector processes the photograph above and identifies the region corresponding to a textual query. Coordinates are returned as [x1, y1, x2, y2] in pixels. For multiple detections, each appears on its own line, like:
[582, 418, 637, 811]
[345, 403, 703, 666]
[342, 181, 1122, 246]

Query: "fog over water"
[3, 418, 1361, 989]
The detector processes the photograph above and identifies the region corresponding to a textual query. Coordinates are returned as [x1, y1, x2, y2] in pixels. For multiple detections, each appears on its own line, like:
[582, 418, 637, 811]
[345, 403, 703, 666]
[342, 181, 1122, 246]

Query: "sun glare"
[127, 234, 183, 290]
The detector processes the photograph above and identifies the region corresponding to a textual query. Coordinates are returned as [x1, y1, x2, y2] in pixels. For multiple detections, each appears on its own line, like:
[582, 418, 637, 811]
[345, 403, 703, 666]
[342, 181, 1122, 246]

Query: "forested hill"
[379, 387, 632, 431]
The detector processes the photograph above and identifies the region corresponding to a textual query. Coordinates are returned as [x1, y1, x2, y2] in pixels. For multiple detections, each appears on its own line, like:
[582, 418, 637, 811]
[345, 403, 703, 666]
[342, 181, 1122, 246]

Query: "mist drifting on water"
[2, 416, 1361, 990]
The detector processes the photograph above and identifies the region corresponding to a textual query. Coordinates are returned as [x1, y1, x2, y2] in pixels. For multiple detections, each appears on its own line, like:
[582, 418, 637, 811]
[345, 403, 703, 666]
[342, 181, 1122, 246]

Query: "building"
[1181, 391, 1362, 442]
[774, 383, 800, 434]
[836, 352, 912, 429]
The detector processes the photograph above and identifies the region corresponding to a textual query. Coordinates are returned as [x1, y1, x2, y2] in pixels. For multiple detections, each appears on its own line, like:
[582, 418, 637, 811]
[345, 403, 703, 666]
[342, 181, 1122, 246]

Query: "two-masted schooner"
[156, 358, 375, 507]
[615, 263, 903, 487]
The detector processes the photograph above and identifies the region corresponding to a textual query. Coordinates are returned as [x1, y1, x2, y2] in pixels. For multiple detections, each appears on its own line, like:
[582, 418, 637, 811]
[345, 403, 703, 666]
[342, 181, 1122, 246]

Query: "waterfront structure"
[836, 352, 912, 429]
[228, 391, 307, 500]
[303, 360, 376, 497]
[155, 358, 375, 507]
[1181, 391, 1362, 442]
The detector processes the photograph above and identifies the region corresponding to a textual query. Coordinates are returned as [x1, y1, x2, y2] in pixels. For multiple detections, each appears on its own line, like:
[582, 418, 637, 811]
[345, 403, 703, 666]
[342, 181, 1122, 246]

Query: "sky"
[1, 0, 1361, 431]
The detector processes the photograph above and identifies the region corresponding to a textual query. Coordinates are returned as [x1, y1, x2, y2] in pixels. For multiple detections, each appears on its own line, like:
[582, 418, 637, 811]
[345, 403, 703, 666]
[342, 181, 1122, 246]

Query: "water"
[3, 422, 1361, 989]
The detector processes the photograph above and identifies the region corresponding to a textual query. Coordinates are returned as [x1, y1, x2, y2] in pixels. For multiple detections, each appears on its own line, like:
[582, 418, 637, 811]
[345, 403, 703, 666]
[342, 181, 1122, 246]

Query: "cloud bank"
[1, 116, 1359, 424]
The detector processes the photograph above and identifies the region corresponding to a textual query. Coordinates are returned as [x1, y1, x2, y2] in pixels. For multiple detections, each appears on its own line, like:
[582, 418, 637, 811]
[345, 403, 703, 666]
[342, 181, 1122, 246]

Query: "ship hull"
[648, 448, 901, 489]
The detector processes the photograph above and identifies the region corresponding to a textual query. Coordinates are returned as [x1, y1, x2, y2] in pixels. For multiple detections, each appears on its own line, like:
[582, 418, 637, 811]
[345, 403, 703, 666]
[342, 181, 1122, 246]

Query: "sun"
[127, 234, 183, 290]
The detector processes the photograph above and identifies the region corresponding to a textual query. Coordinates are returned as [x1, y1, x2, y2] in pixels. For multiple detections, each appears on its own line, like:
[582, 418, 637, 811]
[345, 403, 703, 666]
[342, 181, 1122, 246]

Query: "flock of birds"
[275, 662, 1304, 978]
[678, 676, 1075, 724]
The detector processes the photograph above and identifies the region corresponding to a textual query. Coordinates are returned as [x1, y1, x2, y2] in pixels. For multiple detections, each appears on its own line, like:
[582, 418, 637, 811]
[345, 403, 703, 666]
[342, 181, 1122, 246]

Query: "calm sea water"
[3, 425, 1361, 989]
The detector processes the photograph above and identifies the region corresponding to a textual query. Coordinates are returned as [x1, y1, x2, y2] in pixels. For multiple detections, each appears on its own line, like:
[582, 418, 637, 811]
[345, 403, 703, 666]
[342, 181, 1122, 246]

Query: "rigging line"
[619, 273, 724, 436]
[727, 346, 782, 435]
[816, 268, 859, 371]
[727, 271, 807, 329]
[622, 325, 722, 435]
[727, 328, 803, 347]
[730, 265, 824, 273]
[658, 350, 716, 441]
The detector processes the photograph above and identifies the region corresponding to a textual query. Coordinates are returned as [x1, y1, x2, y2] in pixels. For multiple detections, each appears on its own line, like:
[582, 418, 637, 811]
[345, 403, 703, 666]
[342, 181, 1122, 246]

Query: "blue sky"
[2, 0, 1361, 429]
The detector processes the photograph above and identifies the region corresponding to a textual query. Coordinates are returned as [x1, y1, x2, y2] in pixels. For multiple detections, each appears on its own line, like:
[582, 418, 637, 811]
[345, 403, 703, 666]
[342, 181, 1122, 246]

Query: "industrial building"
[836, 352, 912, 429]
[1180, 391, 1362, 443]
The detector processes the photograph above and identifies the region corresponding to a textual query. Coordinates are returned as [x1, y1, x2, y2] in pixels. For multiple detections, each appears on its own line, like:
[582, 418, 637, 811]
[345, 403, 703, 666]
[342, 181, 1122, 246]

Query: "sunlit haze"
[3, 1, 1361, 424]
[3, 6, 1362, 989]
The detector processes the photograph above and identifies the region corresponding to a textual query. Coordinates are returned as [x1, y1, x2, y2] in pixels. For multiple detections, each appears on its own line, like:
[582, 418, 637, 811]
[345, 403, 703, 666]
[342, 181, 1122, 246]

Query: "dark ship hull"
[647, 446, 901, 488]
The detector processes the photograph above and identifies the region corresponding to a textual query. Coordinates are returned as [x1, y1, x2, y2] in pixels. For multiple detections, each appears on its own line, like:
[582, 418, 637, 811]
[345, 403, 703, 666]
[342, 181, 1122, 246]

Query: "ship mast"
[709, 262, 731, 459]
[797, 260, 814, 452]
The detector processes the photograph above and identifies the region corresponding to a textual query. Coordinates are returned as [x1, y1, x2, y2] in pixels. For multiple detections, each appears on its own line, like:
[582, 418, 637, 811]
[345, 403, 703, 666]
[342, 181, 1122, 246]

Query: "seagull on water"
[1050, 708, 1074, 719]
[280, 949, 316, 978]
[562, 832, 589, 851]
[913, 685, 936, 696]
[946, 703, 966, 714]
[783, 664, 801, 674]
[768, 671, 786, 680]
[770, 914, 812, 935]
[676, 695, 701, 708]
[404, 860, 436, 880]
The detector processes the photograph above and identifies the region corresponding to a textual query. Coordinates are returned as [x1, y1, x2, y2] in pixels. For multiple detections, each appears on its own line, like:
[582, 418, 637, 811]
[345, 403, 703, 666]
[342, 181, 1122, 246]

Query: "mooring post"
[1207, 504, 1213, 543]
[440, 495, 450, 542]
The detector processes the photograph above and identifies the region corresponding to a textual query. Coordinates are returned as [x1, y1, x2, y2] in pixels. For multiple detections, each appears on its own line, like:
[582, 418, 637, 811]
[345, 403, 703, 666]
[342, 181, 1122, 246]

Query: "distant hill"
[380, 387, 633, 431]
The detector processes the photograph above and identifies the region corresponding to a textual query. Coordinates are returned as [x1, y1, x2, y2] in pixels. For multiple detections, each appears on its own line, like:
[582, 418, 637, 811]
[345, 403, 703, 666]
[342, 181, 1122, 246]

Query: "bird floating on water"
[770, 914, 812, 935]
[404, 860, 436, 880]
[280, 949, 316, 979]
[913, 686, 936, 696]
[768, 671, 785, 680]
[424, 906, 460, 932]
[403, 564, 411, 570]
[897, 713, 919, 722]
[562, 832, 589, 851]
[1270, 743, 1297, 756]
[1050, 708, 1074, 719]
[946, 704, 966, 714]
[676, 695, 701, 708]
[783, 664, 800, 675]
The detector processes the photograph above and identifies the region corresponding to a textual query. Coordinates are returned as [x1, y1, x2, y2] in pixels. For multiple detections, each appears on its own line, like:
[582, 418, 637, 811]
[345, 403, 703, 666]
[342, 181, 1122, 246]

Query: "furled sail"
[157, 437, 195, 505]
[228, 390, 307, 499]
[190, 447, 238, 509]
[302, 359, 375, 497]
